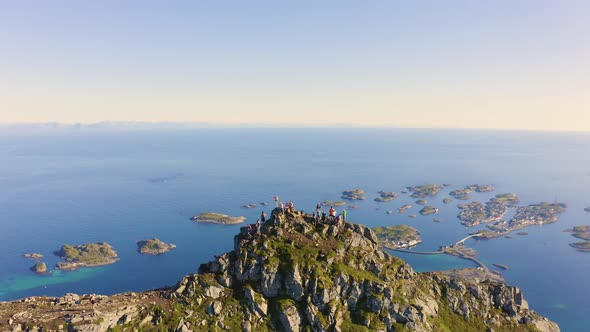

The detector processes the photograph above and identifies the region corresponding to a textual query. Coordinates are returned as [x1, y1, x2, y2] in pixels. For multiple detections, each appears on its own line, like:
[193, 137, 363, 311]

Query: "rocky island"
[407, 184, 444, 198]
[467, 184, 495, 192]
[415, 199, 427, 205]
[190, 212, 246, 225]
[442, 197, 453, 204]
[419, 205, 439, 215]
[320, 200, 347, 207]
[341, 188, 366, 200]
[30, 262, 48, 274]
[23, 253, 43, 260]
[54, 242, 119, 271]
[398, 204, 412, 214]
[0, 209, 558, 332]
[137, 238, 177, 255]
[373, 225, 422, 249]
[374, 191, 399, 202]
[585, 207, 590, 212]
[567, 225, 590, 252]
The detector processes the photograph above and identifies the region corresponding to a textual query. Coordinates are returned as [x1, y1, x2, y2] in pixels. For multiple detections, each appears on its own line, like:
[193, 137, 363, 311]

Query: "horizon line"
[1, 121, 589, 134]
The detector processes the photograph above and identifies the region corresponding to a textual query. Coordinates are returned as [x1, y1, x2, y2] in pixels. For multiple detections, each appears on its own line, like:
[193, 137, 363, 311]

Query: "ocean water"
[0, 128, 589, 331]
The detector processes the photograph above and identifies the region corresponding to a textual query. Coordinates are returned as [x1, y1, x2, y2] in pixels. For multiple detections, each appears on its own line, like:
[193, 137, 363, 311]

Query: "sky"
[0, 1, 589, 131]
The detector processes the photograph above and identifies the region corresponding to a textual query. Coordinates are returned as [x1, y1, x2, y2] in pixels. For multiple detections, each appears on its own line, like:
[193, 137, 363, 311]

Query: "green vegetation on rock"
[55, 242, 119, 271]
[31, 262, 47, 274]
[190, 212, 246, 224]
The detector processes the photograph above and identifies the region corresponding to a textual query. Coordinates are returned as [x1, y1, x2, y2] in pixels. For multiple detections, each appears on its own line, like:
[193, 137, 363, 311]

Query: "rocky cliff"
[0, 209, 559, 332]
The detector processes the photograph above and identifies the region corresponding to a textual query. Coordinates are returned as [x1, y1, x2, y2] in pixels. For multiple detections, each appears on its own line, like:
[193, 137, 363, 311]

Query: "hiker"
[321, 212, 326, 222]
[316, 203, 321, 213]
[273, 196, 279, 207]
[255, 219, 261, 235]
[261, 211, 267, 223]
[329, 207, 336, 217]
[336, 214, 341, 224]
[342, 209, 347, 222]
[279, 201, 285, 213]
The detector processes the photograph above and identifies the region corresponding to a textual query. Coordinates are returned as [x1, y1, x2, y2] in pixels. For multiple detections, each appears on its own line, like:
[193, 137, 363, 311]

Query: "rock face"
[0, 210, 559, 332]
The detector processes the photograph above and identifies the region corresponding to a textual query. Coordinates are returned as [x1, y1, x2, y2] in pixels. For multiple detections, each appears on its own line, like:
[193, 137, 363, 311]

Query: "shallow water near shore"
[0, 128, 589, 331]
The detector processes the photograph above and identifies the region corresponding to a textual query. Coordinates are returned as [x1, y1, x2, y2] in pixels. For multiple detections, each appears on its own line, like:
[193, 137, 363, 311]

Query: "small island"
[23, 253, 43, 260]
[55, 242, 119, 271]
[406, 184, 444, 198]
[585, 207, 590, 212]
[374, 191, 399, 202]
[137, 238, 176, 255]
[570, 242, 590, 252]
[419, 206, 438, 215]
[398, 204, 412, 214]
[415, 199, 427, 205]
[320, 201, 347, 207]
[449, 188, 473, 200]
[570, 226, 590, 241]
[372, 225, 422, 249]
[490, 193, 520, 205]
[567, 226, 590, 252]
[190, 212, 246, 225]
[467, 184, 495, 192]
[241, 203, 257, 209]
[31, 262, 48, 274]
[341, 189, 366, 200]
[442, 197, 453, 204]
[408, 214, 417, 218]
[348, 205, 359, 210]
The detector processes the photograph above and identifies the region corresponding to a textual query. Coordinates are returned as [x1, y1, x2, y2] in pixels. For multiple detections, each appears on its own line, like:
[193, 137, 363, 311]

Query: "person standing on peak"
[342, 209, 347, 222]
[261, 211, 267, 223]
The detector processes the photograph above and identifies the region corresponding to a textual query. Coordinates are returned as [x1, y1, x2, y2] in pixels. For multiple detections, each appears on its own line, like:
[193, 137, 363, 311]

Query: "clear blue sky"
[1, 1, 588, 130]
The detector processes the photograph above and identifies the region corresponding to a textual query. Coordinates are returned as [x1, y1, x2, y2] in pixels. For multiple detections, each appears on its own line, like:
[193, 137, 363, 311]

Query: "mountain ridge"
[0, 208, 558, 332]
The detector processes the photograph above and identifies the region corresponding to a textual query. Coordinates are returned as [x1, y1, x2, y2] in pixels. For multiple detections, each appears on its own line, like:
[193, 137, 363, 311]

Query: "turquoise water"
[0, 128, 589, 330]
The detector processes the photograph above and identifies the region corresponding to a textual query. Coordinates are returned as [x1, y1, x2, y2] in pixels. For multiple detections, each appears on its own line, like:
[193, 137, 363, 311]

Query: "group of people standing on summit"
[246, 196, 350, 238]
[314, 202, 347, 224]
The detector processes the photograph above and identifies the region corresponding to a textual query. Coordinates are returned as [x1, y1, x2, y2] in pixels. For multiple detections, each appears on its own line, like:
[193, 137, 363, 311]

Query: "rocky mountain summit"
[0, 208, 558, 332]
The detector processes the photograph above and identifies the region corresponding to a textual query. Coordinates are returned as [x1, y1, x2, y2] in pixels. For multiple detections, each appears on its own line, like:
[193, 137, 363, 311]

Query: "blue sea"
[0, 128, 589, 331]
